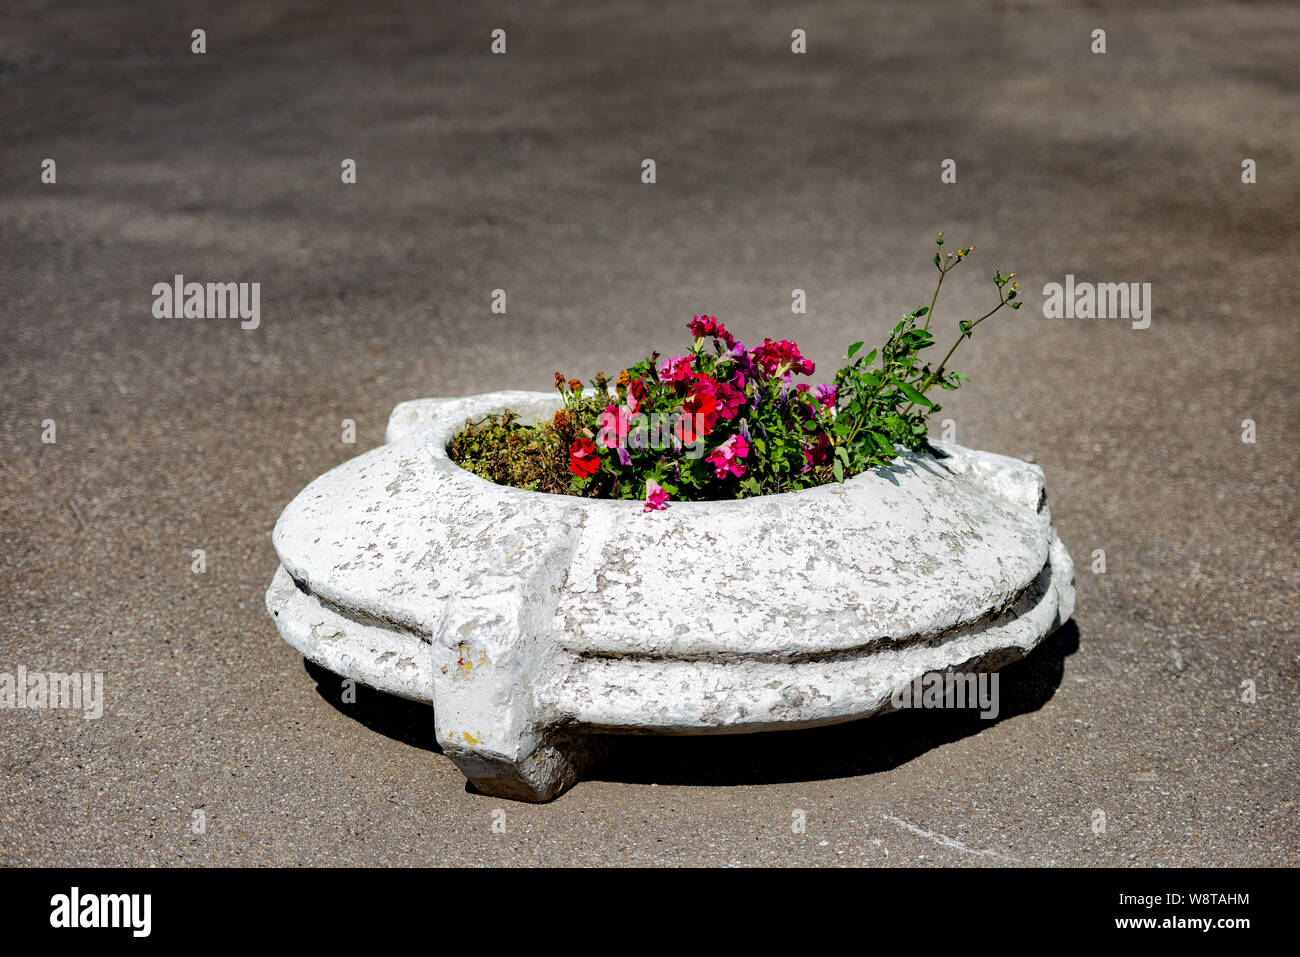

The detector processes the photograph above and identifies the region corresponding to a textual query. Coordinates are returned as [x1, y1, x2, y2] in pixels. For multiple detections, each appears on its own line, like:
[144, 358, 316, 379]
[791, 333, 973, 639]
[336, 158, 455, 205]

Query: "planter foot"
[430, 558, 601, 801]
[443, 732, 611, 802]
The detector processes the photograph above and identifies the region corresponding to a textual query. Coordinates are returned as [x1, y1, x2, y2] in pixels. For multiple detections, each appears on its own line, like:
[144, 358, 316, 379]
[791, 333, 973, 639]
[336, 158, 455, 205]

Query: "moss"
[448, 409, 583, 496]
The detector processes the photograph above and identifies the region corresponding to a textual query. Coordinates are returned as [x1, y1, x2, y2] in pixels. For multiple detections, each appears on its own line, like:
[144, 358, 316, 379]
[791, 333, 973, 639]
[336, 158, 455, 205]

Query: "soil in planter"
[449, 408, 583, 496]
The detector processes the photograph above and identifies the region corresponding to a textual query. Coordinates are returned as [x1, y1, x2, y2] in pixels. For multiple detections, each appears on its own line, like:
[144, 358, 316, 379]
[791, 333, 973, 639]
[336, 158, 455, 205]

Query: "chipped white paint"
[267, 392, 1075, 801]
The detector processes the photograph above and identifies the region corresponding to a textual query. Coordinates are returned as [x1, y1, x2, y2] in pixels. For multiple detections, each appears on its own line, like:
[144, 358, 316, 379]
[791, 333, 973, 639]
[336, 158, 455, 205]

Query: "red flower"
[754, 338, 815, 377]
[677, 376, 720, 442]
[687, 315, 736, 348]
[569, 437, 601, 478]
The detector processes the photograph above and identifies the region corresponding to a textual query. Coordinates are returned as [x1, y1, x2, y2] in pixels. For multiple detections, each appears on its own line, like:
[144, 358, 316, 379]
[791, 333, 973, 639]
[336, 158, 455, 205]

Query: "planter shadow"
[304, 657, 443, 756]
[301, 620, 1078, 791]
[591, 620, 1080, 789]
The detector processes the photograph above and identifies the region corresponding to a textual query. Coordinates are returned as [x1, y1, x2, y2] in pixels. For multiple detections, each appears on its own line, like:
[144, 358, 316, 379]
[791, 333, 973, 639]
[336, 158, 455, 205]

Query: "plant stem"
[920, 298, 1009, 394]
[898, 293, 1011, 416]
[924, 267, 947, 332]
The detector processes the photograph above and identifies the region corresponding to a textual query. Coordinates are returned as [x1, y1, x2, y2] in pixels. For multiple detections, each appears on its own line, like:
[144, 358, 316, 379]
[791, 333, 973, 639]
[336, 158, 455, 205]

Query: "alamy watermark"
[1042, 275, 1150, 329]
[50, 887, 150, 937]
[891, 671, 999, 719]
[152, 274, 260, 329]
[1, 666, 104, 719]
[596, 408, 710, 460]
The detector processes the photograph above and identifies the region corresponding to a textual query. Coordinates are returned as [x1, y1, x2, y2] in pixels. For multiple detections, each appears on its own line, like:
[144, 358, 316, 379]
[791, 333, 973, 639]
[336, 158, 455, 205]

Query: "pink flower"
[659, 354, 695, 383]
[706, 434, 750, 479]
[813, 382, 837, 410]
[597, 403, 633, 448]
[754, 338, 815, 377]
[643, 480, 669, 512]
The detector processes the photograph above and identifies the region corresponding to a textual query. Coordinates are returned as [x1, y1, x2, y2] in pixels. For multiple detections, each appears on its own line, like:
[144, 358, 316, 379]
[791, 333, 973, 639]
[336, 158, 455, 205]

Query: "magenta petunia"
[659, 354, 695, 383]
[597, 403, 634, 449]
[800, 432, 832, 472]
[687, 315, 736, 348]
[715, 378, 746, 420]
[643, 479, 669, 512]
[754, 338, 815, 377]
[706, 433, 750, 479]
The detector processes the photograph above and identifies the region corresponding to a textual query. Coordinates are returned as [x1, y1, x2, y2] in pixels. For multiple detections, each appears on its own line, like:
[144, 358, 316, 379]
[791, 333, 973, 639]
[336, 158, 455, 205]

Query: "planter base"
[267, 394, 1075, 801]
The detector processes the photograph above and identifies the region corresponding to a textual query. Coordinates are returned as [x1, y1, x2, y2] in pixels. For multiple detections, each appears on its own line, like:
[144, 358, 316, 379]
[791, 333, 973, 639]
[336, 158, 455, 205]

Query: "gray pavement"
[1, 0, 1296, 865]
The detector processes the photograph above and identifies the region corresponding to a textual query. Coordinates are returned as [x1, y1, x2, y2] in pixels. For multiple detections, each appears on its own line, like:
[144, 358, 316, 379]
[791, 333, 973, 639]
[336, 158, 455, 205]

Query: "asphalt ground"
[1, 0, 1296, 865]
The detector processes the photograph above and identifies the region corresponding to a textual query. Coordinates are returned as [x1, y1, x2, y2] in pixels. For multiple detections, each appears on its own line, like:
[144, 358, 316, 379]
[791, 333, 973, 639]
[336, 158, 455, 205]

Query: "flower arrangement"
[449, 236, 1021, 510]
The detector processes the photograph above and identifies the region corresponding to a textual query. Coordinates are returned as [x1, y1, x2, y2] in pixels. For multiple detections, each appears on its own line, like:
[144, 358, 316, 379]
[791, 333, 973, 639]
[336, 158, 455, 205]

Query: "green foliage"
[832, 234, 1019, 471]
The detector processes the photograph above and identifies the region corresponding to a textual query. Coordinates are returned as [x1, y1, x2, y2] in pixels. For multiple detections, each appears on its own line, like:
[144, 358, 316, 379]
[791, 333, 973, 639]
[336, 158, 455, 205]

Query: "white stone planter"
[266, 391, 1075, 801]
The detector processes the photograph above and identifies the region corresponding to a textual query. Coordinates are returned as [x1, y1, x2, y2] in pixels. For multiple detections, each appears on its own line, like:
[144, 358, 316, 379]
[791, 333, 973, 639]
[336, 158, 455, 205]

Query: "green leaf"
[833, 459, 844, 483]
[897, 381, 934, 407]
[847, 341, 864, 359]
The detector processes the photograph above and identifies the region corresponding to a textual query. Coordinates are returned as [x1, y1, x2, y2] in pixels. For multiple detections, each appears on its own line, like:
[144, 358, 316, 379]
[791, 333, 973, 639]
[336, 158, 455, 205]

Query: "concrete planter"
[266, 392, 1075, 801]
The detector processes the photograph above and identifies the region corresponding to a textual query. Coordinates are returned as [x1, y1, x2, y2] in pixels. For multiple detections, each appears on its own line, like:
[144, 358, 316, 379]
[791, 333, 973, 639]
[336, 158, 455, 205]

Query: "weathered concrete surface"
[1, 0, 1296, 859]
[269, 392, 1074, 798]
